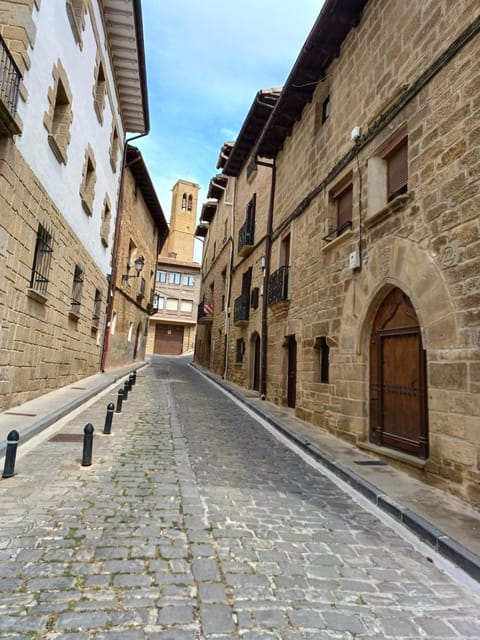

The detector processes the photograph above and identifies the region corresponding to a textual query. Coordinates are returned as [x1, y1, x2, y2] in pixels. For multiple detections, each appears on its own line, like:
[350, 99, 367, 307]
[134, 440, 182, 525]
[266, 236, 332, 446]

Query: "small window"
[93, 60, 106, 123]
[110, 123, 119, 171]
[182, 274, 195, 286]
[385, 137, 408, 201]
[70, 265, 84, 318]
[30, 224, 53, 299]
[166, 298, 178, 311]
[250, 287, 259, 309]
[80, 148, 96, 216]
[187, 195, 193, 211]
[316, 337, 330, 383]
[335, 183, 353, 237]
[45, 69, 73, 165]
[181, 193, 187, 210]
[236, 338, 245, 363]
[100, 197, 111, 247]
[322, 95, 330, 123]
[92, 289, 102, 329]
[180, 299, 193, 313]
[168, 272, 181, 285]
[154, 295, 165, 310]
[156, 270, 167, 283]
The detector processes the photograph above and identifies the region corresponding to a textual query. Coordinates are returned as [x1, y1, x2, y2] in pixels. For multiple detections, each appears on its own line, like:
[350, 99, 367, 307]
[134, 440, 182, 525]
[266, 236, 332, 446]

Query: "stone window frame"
[109, 121, 120, 171]
[66, 0, 87, 49]
[367, 127, 409, 220]
[313, 83, 331, 135]
[79, 145, 97, 216]
[314, 336, 330, 384]
[92, 288, 102, 331]
[43, 60, 73, 165]
[92, 55, 107, 125]
[28, 223, 54, 303]
[69, 264, 84, 320]
[100, 194, 111, 247]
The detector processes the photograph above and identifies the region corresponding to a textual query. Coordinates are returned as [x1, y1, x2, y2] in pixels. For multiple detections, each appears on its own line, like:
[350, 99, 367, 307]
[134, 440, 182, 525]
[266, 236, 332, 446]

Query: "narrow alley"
[1, 356, 479, 639]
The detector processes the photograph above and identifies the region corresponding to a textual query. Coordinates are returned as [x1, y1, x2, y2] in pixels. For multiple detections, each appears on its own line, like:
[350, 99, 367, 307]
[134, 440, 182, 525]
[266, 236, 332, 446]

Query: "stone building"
[0, 0, 148, 410]
[195, 0, 480, 507]
[102, 145, 168, 369]
[146, 180, 201, 355]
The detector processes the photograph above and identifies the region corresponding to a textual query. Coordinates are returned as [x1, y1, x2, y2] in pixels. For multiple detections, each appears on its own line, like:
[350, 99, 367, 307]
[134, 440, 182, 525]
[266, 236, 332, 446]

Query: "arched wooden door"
[369, 288, 428, 458]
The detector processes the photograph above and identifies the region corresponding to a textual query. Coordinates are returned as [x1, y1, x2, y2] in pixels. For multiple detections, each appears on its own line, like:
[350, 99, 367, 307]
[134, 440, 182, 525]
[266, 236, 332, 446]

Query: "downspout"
[100, 131, 148, 372]
[259, 158, 276, 398]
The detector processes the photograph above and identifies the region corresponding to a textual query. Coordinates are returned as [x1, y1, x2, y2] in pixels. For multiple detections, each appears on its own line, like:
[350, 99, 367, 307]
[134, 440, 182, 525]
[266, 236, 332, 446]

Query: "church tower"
[161, 179, 200, 262]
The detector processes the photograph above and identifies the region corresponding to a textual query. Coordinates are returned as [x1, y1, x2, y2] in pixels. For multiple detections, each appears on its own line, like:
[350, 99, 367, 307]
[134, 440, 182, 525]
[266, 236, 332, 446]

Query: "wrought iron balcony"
[0, 35, 21, 135]
[238, 220, 254, 257]
[233, 293, 250, 326]
[198, 300, 214, 323]
[267, 265, 289, 306]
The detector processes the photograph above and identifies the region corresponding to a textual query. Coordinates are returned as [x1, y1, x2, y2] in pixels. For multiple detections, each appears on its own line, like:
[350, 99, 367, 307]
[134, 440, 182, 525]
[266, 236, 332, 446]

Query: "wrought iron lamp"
[122, 255, 144, 281]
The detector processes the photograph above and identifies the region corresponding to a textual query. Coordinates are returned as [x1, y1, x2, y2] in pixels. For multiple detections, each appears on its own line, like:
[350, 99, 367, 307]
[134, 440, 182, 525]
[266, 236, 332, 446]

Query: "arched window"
[187, 194, 193, 211]
[181, 193, 187, 210]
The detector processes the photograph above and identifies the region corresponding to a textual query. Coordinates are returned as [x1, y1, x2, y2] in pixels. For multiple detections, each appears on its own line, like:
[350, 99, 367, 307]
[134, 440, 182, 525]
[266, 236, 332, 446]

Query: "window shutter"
[336, 185, 353, 229]
[387, 139, 408, 200]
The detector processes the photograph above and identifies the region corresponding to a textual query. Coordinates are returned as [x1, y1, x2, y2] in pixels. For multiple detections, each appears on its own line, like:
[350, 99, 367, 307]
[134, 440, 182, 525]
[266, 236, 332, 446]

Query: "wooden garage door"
[154, 324, 184, 355]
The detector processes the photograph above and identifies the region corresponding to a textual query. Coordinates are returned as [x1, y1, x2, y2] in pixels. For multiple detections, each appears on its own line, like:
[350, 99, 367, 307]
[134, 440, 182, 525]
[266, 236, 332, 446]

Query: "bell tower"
[161, 179, 200, 262]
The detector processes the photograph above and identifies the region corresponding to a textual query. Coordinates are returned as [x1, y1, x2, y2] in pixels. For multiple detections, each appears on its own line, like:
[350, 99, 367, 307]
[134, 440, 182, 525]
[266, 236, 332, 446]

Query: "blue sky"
[136, 1, 323, 257]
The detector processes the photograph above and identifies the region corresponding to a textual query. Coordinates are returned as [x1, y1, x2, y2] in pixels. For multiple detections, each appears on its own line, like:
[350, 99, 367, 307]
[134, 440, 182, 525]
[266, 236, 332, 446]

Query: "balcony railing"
[198, 300, 214, 323]
[0, 34, 21, 134]
[233, 293, 250, 325]
[238, 220, 254, 257]
[267, 265, 289, 306]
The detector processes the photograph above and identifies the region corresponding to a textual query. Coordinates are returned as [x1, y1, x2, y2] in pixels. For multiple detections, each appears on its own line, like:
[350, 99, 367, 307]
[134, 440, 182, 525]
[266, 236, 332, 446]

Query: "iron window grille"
[0, 34, 21, 118]
[30, 225, 53, 297]
[70, 265, 84, 315]
[267, 265, 289, 305]
[92, 289, 102, 328]
[234, 293, 250, 324]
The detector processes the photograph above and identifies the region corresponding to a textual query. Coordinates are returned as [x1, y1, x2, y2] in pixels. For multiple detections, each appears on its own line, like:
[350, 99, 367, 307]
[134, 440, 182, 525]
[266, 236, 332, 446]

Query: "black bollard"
[123, 380, 129, 400]
[131, 370, 137, 386]
[103, 402, 115, 435]
[81, 423, 94, 466]
[128, 374, 134, 391]
[116, 388, 124, 413]
[2, 430, 19, 478]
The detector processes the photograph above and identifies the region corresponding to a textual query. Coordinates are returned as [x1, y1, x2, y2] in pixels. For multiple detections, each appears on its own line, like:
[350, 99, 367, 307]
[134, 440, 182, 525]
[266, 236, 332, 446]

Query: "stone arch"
[340, 237, 457, 356]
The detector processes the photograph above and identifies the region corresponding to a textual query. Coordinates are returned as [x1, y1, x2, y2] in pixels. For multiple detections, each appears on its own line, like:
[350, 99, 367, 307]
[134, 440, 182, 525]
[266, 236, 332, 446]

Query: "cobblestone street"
[1, 356, 479, 639]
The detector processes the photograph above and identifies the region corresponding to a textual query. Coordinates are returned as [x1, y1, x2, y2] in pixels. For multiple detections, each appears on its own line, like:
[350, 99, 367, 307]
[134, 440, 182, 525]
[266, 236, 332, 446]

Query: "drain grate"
[353, 460, 387, 466]
[49, 433, 83, 443]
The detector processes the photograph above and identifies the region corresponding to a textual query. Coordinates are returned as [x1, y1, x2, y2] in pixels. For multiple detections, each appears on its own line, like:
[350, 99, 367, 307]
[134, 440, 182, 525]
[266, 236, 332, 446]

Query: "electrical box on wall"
[349, 250, 361, 270]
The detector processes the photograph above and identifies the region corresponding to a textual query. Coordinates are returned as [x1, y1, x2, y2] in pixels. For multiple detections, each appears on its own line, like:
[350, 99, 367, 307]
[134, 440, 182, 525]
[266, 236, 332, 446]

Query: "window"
[182, 274, 195, 286]
[181, 193, 187, 210]
[100, 196, 111, 247]
[70, 265, 84, 318]
[315, 337, 330, 383]
[168, 272, 181, 285]
[180, 299, 193, 313]
[29, 224, 53, 299]
[43, 62, 73, 164]
[323, 176, 353, 242]
[385, 136, 408, 201]
[66, 0, 86, 46]
[93, 60, 106, 123]
[156, 270, 167, 283]
[322, 95, 330, 123]
[187, 195, 193, 211]
[251, 287, 259, 309]
[92, 289, 102, 329]
[110, 123, 119, 171]
[154, 296, 165, 310]
[79, 147, 96, 216]
[166, 298, 178, 311]
[236, 338, 245, 363]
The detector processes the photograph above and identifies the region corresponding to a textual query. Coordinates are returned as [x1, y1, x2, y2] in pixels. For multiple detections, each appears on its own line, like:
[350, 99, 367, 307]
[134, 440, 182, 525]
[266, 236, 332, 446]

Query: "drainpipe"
[223, 177, 236, 379]
[100, 131, 148, 372]
[258, 158, 276, 398]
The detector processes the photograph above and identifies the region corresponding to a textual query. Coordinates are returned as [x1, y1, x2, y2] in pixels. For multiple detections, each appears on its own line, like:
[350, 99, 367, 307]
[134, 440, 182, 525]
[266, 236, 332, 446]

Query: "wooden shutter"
[336, 185, 353, 229]
[386, 138, 408, 200]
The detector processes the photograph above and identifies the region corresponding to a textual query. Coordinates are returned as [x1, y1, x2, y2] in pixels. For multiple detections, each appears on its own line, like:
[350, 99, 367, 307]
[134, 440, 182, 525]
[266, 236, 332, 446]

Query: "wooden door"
[370, 288, 428, 458]
[287, 335, 297, 408]
[154, 324, 184, 355]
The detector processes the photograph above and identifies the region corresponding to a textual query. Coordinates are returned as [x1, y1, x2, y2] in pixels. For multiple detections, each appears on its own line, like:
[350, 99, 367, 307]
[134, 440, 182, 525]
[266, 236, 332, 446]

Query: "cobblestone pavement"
[0, 356, 479, 639]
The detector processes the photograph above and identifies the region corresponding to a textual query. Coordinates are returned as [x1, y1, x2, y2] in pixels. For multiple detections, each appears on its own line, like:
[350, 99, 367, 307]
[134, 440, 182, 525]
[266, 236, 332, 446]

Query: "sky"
[136, 1, 323, 260]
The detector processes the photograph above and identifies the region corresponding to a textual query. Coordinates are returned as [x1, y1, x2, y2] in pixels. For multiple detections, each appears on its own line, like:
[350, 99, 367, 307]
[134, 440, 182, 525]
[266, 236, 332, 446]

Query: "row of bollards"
[2, 371, 138, 476]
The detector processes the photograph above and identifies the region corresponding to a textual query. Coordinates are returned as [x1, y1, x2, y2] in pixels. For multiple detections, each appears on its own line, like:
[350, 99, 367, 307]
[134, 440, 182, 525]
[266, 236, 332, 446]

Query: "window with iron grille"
[92, 289, 102, 328]
[70, 265, 84, 317]
[30, 224, 53, 299]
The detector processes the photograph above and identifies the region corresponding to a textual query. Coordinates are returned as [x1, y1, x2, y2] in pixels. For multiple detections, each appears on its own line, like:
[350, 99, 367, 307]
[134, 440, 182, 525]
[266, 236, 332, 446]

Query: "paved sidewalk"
[1, 355, 479, 586]
[0, 361, 147, 457]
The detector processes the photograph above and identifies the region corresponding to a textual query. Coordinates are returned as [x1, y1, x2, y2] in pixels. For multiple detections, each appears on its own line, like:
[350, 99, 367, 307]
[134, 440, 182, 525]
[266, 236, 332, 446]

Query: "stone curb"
[192, 362, 480, 583]
[0, 363, 148, 459]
